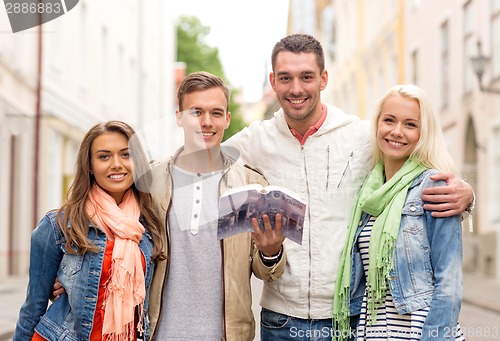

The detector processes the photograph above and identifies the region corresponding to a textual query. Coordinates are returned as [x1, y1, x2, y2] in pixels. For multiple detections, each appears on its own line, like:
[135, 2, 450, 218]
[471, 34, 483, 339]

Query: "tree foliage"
[176, 16, 247, 140]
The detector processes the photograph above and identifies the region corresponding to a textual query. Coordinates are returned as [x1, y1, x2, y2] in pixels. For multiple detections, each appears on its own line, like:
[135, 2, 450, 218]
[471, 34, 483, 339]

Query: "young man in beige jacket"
[147, 71, 286, 340]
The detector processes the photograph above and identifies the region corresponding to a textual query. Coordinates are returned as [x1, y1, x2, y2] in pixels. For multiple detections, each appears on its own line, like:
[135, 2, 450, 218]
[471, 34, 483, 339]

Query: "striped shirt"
[356, 216, 465, 340]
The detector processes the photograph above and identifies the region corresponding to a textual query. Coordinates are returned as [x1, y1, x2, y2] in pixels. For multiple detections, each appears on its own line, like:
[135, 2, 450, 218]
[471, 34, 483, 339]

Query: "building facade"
[288, 0, 500, 280]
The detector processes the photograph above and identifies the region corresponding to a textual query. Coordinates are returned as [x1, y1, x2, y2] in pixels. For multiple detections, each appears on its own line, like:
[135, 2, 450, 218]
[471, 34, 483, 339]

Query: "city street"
[251, 275, 500, 341]
[1, 274, 498, 340]
[459, 302, 500, 341]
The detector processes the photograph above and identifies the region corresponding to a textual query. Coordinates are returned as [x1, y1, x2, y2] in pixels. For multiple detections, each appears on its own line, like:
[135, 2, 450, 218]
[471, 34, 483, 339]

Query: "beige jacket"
[147, 147, 286, 341]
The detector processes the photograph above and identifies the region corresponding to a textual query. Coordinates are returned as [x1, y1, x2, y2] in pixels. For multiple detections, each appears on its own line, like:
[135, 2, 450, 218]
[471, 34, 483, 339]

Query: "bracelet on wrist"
[260, 246, 282, 261]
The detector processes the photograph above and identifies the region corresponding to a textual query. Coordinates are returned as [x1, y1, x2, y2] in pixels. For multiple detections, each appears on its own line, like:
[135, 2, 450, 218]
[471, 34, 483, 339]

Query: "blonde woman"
[334, 85, 465, 340]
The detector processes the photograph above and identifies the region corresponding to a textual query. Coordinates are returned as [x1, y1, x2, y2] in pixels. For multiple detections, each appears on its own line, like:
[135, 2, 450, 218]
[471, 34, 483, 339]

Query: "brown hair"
[56, 120, 164, 259]
[271, 34, 326, 73]
[177, 71, 230, 112]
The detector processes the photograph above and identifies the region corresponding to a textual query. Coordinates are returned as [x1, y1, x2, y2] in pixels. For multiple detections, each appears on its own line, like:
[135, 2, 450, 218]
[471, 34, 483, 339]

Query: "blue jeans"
[260, 308, 335, 341]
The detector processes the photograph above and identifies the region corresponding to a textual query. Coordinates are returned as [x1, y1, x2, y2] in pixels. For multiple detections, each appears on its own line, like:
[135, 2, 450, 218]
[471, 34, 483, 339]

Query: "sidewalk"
[0, 275, 27, 341]
[0, 272, 498, 341]
[462, 271, 500, 314]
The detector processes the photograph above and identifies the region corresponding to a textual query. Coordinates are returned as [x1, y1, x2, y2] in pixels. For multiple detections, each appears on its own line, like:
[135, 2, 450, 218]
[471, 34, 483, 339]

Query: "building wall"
[329, 0, 402, 119]
[0, 0, 177, 281]
[288, 0, 337, 104]
[37, 0, 176, 215]
[0, 10, 39, 278]
[404, 0, 500, 279]
[290, 0, 500, 279]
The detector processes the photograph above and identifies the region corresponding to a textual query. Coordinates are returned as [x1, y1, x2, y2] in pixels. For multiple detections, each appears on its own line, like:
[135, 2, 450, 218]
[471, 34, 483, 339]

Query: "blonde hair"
[370, 84, 457, 174]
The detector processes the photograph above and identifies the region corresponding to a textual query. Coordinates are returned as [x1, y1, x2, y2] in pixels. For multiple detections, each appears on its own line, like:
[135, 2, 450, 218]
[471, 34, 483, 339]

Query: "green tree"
[176, 15, 247, 140]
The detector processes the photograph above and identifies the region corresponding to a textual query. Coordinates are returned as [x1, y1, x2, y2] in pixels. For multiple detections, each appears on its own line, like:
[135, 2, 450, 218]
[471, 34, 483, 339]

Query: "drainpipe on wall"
[33, 10, 43, 228]
[137, 0, 143, 128]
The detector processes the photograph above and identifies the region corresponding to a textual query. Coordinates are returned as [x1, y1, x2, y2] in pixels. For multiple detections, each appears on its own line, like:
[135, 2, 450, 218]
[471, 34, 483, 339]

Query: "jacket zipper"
[152, 152, 231, 340]
[150, 165, 173, 341]
[326, 145, 330, 190]
[337, 151, 353, 188]
[220, 239, 226, 340]
[219, 166, 230, 340]
[301, 145, 313, 318]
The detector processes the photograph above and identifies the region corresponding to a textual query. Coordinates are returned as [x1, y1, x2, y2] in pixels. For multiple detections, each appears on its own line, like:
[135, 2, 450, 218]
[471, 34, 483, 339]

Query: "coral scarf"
[332, 159, 426, 340]
[86, 184, 146, 341]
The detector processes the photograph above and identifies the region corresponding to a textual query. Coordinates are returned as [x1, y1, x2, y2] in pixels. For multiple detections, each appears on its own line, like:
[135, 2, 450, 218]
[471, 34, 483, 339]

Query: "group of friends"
[14, 33, 473, 341]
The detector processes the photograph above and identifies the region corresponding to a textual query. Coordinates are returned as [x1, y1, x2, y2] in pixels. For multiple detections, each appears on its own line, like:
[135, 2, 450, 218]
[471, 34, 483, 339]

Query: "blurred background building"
[287, 0, 500, 281]
[0, 0, 179, 279]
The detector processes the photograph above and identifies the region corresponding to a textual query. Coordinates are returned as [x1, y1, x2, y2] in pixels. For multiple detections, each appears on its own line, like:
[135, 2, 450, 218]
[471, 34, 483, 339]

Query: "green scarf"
[332, 159, 426, 340]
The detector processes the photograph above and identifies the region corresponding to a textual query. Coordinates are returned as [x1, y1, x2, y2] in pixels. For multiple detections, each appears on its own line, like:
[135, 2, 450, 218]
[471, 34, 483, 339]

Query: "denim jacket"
[349, 170, 463, 340]
[14, 210, 155, 341]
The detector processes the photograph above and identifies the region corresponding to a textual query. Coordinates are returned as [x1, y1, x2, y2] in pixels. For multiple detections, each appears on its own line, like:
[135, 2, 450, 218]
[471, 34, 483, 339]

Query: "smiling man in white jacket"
[224, 33, 474, 340]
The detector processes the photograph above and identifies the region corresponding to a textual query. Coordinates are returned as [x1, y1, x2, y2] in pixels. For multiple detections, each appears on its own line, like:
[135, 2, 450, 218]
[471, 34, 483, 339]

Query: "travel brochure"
[218, 184, 306, 245]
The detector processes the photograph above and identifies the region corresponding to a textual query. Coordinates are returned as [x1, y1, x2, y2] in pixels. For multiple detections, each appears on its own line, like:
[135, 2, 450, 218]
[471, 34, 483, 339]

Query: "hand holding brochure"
[218, 184, 306, 244]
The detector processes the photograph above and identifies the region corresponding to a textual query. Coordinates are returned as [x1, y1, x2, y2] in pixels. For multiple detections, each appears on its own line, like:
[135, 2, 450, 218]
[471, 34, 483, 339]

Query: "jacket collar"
[274, 103, 360, 138]
[167, 145, 241, 172]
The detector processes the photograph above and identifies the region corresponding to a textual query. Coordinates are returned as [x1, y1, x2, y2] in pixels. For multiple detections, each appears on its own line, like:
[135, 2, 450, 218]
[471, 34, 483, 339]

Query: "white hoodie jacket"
[224, 104, 372, 319]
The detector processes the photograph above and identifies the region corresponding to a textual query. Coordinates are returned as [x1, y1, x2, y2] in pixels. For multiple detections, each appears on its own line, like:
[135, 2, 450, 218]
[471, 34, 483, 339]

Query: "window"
[390, 55, 398, 85]
[377, 65, 385, 97]
[49, 18, 64, 74]
[492, 0, 500, 11]
[101, 27, 110, 106]
[46, 129, 63, 211]
[492, 0, 500, 79]
[350, 74, 358, 117]
[129, 58, 137, 117]
[78, 3, 88, 91]
[7, 134, 18, 275]
[440, 20, 450, 109]
[493, 126, 500, 222]
[411, 49, 419, 85]
[367, 75, 375, 119]
[117, 45, 125, 116]
[463, 1, 475, 94]
[364, 0, 373, 42]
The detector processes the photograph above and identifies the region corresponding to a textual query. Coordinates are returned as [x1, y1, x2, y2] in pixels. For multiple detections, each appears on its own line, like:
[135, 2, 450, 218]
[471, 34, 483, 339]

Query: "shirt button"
[410, 205, 416, 212]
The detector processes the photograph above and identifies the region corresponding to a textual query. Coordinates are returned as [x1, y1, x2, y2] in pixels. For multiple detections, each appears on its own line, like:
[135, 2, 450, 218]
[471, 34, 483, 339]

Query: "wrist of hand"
[465, 197, 475, 214]
[260, 245, 283, 264]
